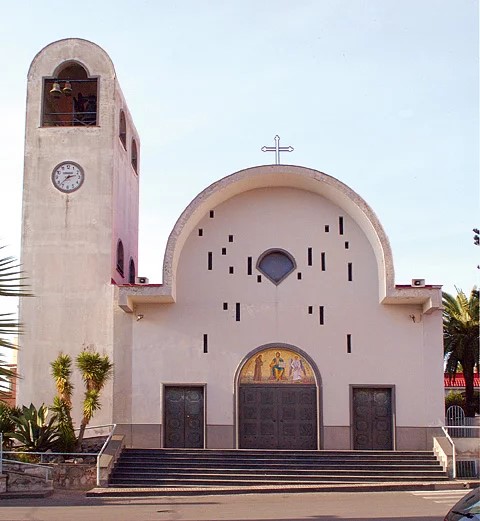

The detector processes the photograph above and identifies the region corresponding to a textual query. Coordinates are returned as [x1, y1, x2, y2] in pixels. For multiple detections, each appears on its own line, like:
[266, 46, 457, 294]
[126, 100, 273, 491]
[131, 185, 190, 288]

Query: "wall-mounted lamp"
[136, 314, 144, 322]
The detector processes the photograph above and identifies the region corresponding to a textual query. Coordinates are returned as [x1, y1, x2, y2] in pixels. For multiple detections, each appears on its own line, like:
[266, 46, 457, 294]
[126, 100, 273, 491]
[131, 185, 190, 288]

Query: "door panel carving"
[165, 386, 204, 448]
[352, 388, 393, 450]
[239, 385, 317, 449]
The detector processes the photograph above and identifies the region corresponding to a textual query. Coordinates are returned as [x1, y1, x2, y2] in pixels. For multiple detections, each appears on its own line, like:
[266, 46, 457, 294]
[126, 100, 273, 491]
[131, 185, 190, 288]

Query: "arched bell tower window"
[119, 111, 127, 149]
[131, 139, 138, 174]
[43, 62, 98, 127]
[128, 258, 136, 284]
[257, 249, 296, 285]
[116, 240, 124, 277]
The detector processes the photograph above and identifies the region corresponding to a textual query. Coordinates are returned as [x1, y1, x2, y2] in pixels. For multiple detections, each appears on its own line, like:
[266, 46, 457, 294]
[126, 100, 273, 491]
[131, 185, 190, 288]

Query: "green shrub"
[445, 391, 465, 412]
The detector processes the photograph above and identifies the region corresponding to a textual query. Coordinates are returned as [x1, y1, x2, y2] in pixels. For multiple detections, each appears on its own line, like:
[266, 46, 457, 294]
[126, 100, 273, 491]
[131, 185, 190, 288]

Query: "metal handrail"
[96, 423, 116, 486]
[441, 426, 456, 479]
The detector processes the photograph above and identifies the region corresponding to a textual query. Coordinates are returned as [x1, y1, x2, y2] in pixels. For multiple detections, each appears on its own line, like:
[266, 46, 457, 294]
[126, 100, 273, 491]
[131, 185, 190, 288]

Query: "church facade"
[17, 39, 445, 451]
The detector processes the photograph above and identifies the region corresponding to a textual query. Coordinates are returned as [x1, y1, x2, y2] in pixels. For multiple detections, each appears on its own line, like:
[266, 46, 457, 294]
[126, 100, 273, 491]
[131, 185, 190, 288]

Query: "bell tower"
[17, 39, 140, 422]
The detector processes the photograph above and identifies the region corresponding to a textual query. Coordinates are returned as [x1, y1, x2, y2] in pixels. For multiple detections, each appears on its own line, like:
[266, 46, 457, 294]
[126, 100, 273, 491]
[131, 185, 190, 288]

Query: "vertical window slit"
[203, 334, 208, 353]
[207, 252, 213, 270]
[235, 303, 241, 321]
[297, 272, 302, 280]
[229, 266, 234, 274]
[221, 247, 227, 255]
[228, 235, 234, 243]
[347, 334, 352, 353]
[257, 275, 262, 283]
[198, 228, 203, 237]
[348, 262, 353, 281]
[325, 225, 330, 233]
[345, 241, 349, 249]
[339, 216, 344, 235]
[223, 302, 228, 310]
[209, 210, 215, 218]
[247, 257, 252, 275]
[308, 306, 313, 315]
[321, 252, 326, 271]
[307, 247, 313, 266]
[319, 306, 324, 325]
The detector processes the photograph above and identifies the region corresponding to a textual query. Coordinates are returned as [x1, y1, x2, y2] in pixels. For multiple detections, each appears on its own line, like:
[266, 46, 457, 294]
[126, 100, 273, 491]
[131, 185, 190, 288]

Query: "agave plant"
[8, 403, 60, 451]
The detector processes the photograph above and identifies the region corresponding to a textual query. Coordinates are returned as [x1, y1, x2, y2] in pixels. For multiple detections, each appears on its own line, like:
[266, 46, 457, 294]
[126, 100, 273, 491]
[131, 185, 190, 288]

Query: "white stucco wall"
[127, 185, 444, 433]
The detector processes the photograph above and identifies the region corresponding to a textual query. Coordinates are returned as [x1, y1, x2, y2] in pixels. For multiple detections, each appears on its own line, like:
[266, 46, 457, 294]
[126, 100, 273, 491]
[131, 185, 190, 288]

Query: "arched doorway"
[236, 345, 321, 450]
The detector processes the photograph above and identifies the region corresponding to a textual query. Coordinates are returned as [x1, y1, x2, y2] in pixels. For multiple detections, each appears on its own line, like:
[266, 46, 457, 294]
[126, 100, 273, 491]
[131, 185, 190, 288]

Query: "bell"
[50, 82, 62, 99]
[62, 81, 72, 96]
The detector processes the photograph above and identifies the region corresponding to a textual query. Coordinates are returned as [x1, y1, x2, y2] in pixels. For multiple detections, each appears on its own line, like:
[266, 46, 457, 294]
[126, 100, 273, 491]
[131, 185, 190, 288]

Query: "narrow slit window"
[228, 235, 234, 243]
[347, 334, 352, 353]
[345, 241, 349, 249]
[325, 225, 330, 233]
[229, 266, 234, 274]
[348, 262, 353, 281]
[339, 216, 344, 235]
[257, 275, 262, 283]
[209, 210, 215, 218]
[308, 306, 313, 315]
[307, 247, 313, 266]
[247, 257, 252, 275]
[198, 228, 203, 237]
[119, 110, 127, 149]
[203, 334, 208, 353]
[297, 272, 302, 280]
[208, 252, 213, 271]
[116, 240, 124, 276]
[131, 139, 138, 174]
[221, 247, 227, 255]
[319, 306, 324, 325]
[235, 303, 241, 321]
[321, 252, 326, 271]
[223, 302, 228, 310]
[128, 258, 135, 284]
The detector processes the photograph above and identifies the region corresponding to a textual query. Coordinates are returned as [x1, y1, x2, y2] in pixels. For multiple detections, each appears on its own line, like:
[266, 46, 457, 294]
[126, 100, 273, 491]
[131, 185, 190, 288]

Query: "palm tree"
[50, 353, 76, 451]
[75, 349, 113, 449]
[0, 246, 31, 399]
[443, 288, 479, 417]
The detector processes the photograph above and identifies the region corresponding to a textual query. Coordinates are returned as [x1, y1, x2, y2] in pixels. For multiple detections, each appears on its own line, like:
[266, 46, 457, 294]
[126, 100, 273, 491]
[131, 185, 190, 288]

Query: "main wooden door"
[239, 385, 317, 449]
[164, 386, 204, 448]
[352, 388, 393, 450]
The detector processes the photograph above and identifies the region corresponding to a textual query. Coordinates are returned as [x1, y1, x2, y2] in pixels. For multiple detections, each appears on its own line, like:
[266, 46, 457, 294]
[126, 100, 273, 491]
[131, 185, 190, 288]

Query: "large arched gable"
[119, 164, 441, 313]
[164, 165, 392, 301]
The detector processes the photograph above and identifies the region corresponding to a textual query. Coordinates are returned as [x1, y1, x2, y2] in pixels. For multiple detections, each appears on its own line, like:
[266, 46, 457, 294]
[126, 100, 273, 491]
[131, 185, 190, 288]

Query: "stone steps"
[108, 448, 448, 488]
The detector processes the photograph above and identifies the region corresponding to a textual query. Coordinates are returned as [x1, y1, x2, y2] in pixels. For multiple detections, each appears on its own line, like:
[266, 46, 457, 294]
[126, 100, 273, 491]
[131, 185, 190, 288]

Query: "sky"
[0, 0, 478, 326]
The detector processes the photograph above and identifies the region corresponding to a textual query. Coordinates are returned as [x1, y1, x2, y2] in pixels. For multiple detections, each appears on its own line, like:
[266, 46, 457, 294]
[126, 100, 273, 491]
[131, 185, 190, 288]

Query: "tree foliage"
[75, 349, 113, 449]
[0, 246, 31, 398]
[443, 287, 479, 417]
[50, 354, 76, 451]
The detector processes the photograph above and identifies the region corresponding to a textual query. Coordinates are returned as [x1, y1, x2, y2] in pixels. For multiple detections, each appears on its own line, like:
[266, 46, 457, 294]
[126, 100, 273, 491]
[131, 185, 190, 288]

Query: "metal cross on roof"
[261, 135, 294, 165]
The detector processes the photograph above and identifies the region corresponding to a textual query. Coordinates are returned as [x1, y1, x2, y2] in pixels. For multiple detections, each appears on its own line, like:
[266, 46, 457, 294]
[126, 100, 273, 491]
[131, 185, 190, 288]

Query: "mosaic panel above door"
[239, 348, 315, 385]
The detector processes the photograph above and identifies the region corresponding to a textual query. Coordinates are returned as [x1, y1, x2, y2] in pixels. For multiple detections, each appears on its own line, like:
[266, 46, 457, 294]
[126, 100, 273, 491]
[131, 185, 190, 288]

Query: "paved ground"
[0, 488, 473, 521]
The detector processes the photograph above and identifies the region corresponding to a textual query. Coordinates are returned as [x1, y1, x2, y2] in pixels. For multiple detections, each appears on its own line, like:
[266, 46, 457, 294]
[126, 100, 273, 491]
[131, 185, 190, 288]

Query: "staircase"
[108, 449, 449, 489]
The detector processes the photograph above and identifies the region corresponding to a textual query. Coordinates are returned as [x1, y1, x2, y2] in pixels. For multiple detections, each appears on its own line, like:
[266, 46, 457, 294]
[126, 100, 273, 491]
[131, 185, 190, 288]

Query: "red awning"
[444, 373, 480, 388]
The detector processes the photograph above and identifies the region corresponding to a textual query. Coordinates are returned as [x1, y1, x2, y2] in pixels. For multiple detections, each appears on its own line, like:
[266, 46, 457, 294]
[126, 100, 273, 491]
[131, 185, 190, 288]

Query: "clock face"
[51, 162, 84, 193]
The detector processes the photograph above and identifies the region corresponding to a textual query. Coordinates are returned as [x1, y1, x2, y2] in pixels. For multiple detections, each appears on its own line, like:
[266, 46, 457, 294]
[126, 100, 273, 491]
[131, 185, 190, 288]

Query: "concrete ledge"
[87, 480, 475, 497]
[98, 434, 125, 487]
